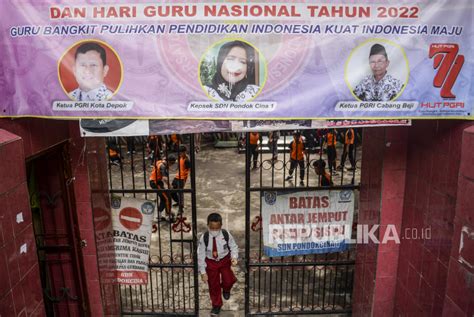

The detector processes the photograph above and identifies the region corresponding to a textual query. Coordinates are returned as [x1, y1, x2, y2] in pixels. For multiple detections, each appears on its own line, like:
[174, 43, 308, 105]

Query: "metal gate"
[105, 130, 358, 316]
[244, 130, 359, 316]
[28, 142, 89, 316]
[106, 135, 199, 316]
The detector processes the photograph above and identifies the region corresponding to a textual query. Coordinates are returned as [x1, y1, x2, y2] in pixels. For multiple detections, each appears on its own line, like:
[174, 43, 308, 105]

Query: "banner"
[80, 119, 410, 136]
[2, 1, 473, 120]
[326, 119, 412, 128]
[79, 118, 231, 136]
[95, 197, 154, 284]
[230, 119, 411, 131]
[262, 190, 354, 256]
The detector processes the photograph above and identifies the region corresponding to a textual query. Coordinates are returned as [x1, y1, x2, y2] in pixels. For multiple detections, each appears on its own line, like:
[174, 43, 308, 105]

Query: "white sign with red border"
[105, 197, 155, 284]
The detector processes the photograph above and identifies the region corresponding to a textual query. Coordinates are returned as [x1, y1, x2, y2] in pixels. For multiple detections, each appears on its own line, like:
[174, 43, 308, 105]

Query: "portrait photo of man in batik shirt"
[69, 42, 113, 101]
[353, 43, 404, 101]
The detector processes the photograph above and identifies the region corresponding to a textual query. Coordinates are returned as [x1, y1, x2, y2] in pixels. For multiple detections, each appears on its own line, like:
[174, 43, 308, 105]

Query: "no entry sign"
[119, 207, 143, 231]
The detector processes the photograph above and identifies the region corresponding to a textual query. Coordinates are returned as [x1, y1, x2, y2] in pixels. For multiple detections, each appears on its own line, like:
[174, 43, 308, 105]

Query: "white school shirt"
[197, 230, 239, 274]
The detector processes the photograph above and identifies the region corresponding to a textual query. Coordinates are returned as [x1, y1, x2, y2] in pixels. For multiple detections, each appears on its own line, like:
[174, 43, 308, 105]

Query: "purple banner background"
[1, 0, 473, 119]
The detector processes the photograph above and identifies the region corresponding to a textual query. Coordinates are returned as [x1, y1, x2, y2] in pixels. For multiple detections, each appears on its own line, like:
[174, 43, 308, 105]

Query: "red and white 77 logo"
[429, 44, 464, 99]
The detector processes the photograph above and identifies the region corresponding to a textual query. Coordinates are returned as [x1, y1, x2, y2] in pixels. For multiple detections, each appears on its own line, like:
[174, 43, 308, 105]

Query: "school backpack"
[203, 229, 230, 251]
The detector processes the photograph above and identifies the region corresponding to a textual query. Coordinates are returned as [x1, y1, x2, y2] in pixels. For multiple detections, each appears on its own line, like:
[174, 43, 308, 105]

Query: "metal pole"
[189, 134, 200, 316]
[245, 132, 251, 316]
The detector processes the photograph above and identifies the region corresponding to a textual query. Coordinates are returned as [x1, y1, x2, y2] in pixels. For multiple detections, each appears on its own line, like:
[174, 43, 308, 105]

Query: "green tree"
[200, 57, 217, 86]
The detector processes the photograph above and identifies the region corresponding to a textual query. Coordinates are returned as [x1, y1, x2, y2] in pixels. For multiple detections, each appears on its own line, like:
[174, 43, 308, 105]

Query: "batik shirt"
[353, 74, 403, 101]
[69, 84, 112, 101]
[205, 84, 260, 102]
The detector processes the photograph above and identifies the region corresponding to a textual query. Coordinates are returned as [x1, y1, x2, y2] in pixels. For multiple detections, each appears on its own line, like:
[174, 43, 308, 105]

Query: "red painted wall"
[0, 118, 104, 316]
[352, 125, 409, 316]
[353, 120, 474, 316]
[372, 127, 408, 317]
[394, 121, 473, 316]
[352, 126, 385, 316]
[2, 118, 473, 316]
[84, 137, 121, 316]
[442, 126, 474, 316]
[0, 129, 45, 316]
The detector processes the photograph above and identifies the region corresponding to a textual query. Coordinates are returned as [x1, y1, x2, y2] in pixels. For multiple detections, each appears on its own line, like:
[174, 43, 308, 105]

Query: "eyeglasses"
[369, 59, 388, 66]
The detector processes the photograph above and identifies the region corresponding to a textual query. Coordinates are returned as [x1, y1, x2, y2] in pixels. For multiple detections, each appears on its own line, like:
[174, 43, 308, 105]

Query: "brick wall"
[0, 129, 45, 316]
[394, 121, 472, 316]
[372, 127, 408, 317]
[68, 123, 104, 316]
[352, 127, 385, 316]
[0, 119, 105, 316]
[441, 126, 474, 316]
[85, 138, 121, 316]
[353, 121, 474, 316]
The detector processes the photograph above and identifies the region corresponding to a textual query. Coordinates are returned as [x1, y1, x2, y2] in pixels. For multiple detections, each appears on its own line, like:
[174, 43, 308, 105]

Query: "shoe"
[347, 166, 356, 171]
[300, 181, 305, 186]
[332, 171, 339, 176]
[336, 165, 344, 171]
[111, 161, 120, 166]
[160, 215, 167, 222]
[210, 306, 221, 316]
[223, 291, 231, 300]
[168, 213, 176, 223]
[285, 175, 293, 181]
[172, 202, 179, 207]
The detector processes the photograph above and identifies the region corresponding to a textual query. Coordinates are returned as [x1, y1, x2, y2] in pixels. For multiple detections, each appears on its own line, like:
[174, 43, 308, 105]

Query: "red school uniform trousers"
[205, 254, 237, 307]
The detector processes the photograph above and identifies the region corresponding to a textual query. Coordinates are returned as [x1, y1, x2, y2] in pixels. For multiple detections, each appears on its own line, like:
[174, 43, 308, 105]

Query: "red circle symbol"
[94, 208, 111, 231]
[119, 207, 143, 231]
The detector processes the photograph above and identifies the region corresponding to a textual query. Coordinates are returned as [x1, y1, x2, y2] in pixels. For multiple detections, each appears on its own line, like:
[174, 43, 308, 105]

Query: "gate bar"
[248, 185, 359, 192]
[245, 133, 251, 316]
[189, 134, 200, 315]
[248, 309, 353, 316]
[248, 260, 355, 267]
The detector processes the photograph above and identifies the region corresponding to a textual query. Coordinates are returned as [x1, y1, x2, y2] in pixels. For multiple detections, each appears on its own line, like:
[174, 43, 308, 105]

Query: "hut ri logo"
[264, 191, 277, 205]
[339, 190, 352, 202]
[429, 43, 464, 99]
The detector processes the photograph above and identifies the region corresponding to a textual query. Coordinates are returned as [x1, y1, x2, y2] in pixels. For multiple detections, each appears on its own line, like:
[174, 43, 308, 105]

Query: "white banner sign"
[95, 197, 154, 284]
[262, 190, 354, 256]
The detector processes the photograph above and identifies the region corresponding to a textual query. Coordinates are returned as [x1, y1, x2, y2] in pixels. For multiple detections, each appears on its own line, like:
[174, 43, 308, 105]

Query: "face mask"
[209, 230, 221, 237]
[224, 60, 244, 73]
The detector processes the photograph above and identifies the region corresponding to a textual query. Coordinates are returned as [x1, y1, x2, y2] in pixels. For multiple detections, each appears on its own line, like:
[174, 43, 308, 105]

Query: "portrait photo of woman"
[200, 40, 265, 102]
